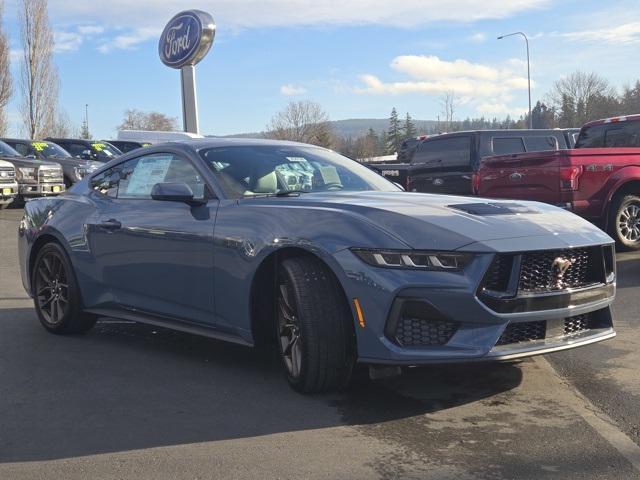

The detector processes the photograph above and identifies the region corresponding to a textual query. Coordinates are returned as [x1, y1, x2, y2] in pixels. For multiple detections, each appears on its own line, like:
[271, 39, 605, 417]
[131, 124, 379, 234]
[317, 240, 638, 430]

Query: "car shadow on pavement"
[0, 308, 522, 463]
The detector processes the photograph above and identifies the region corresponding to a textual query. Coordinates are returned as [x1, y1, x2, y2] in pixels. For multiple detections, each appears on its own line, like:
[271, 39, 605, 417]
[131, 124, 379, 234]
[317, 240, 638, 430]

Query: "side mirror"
[26, 154, 36, 159]
[79, 150, 92, 160]
[151, 182, 205, 205]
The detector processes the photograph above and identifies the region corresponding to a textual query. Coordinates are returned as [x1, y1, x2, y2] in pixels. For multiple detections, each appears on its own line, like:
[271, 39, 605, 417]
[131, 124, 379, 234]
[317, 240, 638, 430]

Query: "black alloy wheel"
[32, 243, 97, 334]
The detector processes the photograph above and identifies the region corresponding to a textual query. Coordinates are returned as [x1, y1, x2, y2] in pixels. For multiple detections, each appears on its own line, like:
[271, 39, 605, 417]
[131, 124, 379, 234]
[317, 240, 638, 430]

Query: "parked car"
[1, 139, 102, 187]
[0, 159, 18, 209]
[477, 115, 640, 250]
[104, 140, 151, 154]
[45, 138, 122, 162]
[369, 129, 570, 195]
[0, 141, 65, 202]
[19, 139, 616, 393]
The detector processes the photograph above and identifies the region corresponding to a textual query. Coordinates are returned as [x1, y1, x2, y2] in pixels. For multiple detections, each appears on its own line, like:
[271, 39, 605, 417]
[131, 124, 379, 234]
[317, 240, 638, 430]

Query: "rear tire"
[609, 194, 640, 251]
[275, 256, 355, 393]
[32, 242, 97, 334]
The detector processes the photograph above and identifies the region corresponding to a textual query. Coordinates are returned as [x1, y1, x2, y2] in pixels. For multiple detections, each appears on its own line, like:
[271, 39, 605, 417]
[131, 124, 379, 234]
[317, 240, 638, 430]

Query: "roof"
[149, 137, 319, 151]
[581, 114, 640, 128]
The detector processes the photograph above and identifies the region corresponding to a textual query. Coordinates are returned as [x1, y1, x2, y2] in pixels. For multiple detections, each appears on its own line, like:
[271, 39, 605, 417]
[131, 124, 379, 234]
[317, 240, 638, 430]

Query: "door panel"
[86, 152, 218, 325]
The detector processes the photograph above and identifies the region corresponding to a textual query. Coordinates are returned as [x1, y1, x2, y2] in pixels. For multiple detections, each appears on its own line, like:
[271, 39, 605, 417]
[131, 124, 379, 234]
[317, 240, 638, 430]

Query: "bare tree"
[0, 1, 12, 136]
[266, 100, 333, 148]
[19, 0, 59, 139]
[49, 108, 76, 138]
[117, 109, 179, 131]
[439, 91, 458, 130]
[547, 71, 619, 127]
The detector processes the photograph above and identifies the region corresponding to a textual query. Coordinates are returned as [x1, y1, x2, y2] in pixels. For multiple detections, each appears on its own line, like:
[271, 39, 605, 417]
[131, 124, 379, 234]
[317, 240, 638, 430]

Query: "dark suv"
[45, 138, 122, 163]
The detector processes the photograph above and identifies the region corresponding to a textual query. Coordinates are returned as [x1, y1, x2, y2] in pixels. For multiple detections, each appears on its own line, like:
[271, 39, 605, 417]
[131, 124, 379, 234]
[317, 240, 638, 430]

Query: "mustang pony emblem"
[552, 257, 574, 289]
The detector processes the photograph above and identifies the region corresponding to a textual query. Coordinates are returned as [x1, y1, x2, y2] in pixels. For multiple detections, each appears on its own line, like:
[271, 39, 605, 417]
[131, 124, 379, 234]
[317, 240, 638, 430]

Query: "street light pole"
[498, 32, 532, 129]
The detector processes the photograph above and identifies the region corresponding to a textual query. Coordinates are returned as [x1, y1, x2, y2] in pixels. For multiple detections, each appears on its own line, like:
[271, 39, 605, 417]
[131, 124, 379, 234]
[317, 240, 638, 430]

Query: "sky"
[3, 0, 640, 138]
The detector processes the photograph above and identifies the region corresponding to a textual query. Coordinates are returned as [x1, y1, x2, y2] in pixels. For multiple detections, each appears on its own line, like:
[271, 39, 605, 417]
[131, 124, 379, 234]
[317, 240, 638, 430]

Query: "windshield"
[90, 142, 122, 160]
[199, 145, 399, 198]
[0, 140, 22, 157]
[33, 141, 72, 158]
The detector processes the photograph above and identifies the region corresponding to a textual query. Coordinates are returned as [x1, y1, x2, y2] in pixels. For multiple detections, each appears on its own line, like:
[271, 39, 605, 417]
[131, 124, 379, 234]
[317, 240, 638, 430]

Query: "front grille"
[496, 320, 546, 346]
[394, 317, 459, 347]
[0, 167, 15, 184]
[519, 248, 598, 293]
[481, 247, 604, 300]
[496, 310, 609, 347]
[38, 167, 63, 184]
[564, 314, 591, 336]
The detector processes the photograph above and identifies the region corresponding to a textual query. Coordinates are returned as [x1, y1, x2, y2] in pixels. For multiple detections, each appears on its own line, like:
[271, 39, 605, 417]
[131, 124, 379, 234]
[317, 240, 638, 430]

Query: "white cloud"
[356, 55, 531, 98]
[54, 31, 84, 53]
[280, 84, 307, 96]
[9, 49, 22, 63]
[559, 22, 640, 44]
[48, 0, 549, 29]
[355, 55, 533, 116]
[470, 32, 487, 43]
[97, 27, 162, 53]
[77, 25, 105, 35]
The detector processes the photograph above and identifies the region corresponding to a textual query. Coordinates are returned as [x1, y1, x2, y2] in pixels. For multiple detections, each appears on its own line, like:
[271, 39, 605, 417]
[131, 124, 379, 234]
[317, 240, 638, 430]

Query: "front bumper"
[19, 183, 65, 197]
[334, 247, 616, 365]
[0, 183, 18, 200]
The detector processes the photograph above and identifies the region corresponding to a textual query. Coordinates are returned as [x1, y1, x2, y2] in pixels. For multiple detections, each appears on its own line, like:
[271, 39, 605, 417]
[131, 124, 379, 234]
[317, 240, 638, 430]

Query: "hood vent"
[448, 202, 539, 216]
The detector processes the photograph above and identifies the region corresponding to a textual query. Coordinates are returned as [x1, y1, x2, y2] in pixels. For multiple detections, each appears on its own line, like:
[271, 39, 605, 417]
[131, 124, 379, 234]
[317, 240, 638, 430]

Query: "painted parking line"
[537, 357, 640, 473]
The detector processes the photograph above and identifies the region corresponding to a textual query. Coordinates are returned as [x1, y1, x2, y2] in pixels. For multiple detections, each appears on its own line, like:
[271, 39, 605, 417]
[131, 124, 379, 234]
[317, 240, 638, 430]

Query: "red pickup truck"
[477, 114, 640, 250]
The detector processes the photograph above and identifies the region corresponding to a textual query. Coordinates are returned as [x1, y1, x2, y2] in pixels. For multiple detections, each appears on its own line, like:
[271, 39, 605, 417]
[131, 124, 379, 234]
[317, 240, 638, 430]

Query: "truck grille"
[38, 167, 63, 184]
[0, 167, 15, 184]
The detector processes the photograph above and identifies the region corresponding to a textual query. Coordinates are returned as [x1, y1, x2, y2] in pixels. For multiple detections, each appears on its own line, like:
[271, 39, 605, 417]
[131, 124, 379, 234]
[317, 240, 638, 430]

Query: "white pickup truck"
[0, 159, 18, 209]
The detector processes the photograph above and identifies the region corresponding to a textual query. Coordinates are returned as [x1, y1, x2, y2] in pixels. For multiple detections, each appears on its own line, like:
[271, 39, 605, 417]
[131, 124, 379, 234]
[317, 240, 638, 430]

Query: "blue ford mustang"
[18, 139, 616, 392]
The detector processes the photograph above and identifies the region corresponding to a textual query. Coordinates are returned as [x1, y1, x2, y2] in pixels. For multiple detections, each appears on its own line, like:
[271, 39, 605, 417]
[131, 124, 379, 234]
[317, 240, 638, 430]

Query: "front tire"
[32, 242, 97, 334]
[610, 194, 640, 251]
[276, 257, 355, 393]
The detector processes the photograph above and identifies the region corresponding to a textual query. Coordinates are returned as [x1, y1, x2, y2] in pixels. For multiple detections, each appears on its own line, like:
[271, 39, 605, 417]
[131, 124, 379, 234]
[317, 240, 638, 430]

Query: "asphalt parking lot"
[1, 207, 639, 480]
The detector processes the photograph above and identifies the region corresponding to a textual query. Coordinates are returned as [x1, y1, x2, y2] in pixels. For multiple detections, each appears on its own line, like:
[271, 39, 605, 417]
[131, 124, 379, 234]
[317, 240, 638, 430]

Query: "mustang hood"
[289, 191, 612, 251]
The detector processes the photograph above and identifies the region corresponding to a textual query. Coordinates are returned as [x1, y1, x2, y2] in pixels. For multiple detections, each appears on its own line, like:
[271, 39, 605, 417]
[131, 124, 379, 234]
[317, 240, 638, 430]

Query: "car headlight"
[17, 167, 36, 180]
[351, 249, 472, 271]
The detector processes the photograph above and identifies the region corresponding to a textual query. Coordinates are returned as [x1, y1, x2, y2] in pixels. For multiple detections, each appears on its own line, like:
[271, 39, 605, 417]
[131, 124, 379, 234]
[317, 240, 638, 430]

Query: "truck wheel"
[276, 256, 355, 393]
[610, 194, 640, 251]
[32, 242, 97, 334]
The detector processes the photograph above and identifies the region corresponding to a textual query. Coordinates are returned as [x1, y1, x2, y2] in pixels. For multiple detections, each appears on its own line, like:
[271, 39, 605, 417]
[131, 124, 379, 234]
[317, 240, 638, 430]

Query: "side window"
[524, 136, 559, 152]
[492, 137, 526, 155]
[413, 137, 471, 167]
[66, 143, 89, 157]
[90, 167, 121, 198]
[12, 143, 30, 156]
[575, 124, 606, 148]
[604, 123, 640, 147]
[117, 153, 206, 200]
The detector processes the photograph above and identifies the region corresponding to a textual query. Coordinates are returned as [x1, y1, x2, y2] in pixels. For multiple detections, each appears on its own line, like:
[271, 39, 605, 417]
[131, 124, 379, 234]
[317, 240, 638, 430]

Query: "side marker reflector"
[353, 298, 365, 328]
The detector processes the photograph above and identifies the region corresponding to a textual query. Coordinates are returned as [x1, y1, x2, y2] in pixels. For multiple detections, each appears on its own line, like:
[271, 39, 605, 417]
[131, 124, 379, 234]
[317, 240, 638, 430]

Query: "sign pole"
[159, 10, 215, 135]
[181, 65, 199, 134]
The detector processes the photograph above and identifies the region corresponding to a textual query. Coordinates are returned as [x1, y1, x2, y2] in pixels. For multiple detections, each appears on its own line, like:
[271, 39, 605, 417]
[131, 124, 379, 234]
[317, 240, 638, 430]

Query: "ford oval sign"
[159, 10, 215, 69]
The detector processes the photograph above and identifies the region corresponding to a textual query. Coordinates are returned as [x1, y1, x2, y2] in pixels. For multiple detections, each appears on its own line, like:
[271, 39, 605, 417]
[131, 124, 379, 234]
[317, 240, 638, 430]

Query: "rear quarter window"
[413, 136, 471, 167]
[523, 136, 559, 152]
[492, 137, 526, 155]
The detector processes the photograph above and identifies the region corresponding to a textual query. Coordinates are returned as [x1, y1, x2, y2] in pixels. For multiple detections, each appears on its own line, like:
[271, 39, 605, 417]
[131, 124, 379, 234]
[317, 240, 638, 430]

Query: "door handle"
[96, 219, 121, 230]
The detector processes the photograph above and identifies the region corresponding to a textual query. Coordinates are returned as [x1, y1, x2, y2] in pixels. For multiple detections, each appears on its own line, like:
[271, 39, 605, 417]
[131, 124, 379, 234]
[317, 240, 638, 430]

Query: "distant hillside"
[215, 118, 439, 139]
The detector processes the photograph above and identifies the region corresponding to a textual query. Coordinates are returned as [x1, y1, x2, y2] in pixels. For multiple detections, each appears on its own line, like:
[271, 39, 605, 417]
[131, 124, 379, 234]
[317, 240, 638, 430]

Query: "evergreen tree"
[386, 107, 401, 154]
[403, 112, 416, 139]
